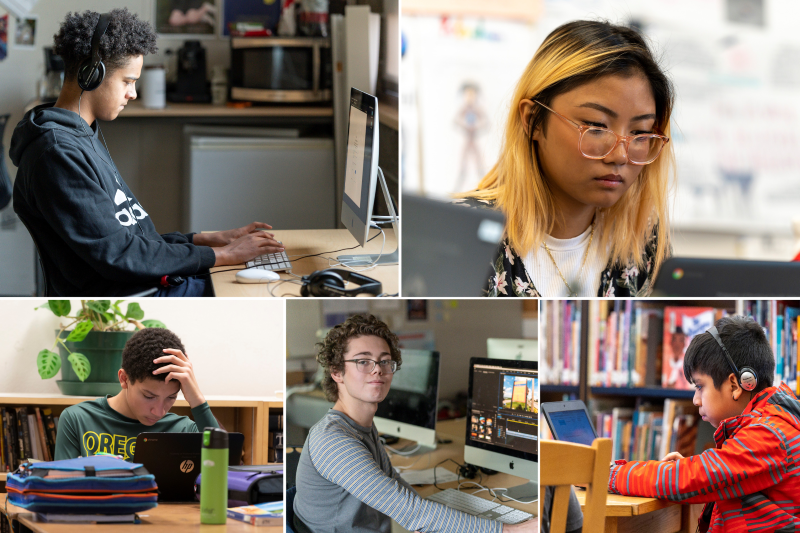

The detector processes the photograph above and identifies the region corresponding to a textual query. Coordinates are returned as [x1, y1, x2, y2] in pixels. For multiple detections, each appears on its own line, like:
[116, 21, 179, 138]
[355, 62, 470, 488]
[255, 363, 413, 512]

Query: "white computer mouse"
[235, 269, 281, 283]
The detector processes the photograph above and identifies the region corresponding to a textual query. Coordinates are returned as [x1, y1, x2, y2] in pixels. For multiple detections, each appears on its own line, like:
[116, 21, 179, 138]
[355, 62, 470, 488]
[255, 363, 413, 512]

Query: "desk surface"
[211, 228, 398, 297]
[391, 418, 538, 526]
[573, 489, 676, 518]
[0, 495, 281, 532]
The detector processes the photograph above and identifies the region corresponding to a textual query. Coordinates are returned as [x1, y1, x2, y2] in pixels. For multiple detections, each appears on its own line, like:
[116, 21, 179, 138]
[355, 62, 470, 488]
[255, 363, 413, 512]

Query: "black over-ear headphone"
[706, 326, 758, 392]
[77, 13, 111, 91]
[300, 269, 382, 297]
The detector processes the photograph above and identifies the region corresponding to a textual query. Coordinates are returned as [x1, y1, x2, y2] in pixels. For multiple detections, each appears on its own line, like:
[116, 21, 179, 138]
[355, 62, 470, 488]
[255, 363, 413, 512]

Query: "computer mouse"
[235, 268, 281, 283]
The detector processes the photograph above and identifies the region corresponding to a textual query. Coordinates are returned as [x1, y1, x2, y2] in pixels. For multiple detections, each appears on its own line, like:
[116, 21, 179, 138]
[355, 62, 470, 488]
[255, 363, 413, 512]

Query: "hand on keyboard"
[213, 231, 284, 267]
[195, 221, 274, 247]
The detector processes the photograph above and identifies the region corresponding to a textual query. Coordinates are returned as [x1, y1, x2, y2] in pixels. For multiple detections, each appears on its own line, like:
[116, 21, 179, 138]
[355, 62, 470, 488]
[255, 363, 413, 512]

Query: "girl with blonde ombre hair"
[456, 20, 674, 297]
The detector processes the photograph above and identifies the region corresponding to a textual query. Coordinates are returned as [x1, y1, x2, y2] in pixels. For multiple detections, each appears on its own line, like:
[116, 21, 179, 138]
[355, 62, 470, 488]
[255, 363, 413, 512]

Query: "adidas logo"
[113, 188, 148, 227]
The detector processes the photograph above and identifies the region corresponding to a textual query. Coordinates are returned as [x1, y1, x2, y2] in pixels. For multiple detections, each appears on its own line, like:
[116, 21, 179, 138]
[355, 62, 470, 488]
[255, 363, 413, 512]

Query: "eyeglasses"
[344, 359, 398, 374]
[533, 100, 669, 165]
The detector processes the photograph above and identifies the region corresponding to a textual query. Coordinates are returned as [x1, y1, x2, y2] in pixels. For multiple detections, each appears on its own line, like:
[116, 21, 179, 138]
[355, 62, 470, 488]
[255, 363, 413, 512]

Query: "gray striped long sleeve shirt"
[293, 410, 504, 533]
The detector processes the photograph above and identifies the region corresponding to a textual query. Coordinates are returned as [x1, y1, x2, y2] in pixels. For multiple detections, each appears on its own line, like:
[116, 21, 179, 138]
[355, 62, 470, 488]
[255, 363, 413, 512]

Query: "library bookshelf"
[0, 394, 283, 483]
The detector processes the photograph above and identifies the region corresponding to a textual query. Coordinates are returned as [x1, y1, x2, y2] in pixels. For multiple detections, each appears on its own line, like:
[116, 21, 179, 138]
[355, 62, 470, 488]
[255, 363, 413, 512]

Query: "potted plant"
[36, 300, 166, 396]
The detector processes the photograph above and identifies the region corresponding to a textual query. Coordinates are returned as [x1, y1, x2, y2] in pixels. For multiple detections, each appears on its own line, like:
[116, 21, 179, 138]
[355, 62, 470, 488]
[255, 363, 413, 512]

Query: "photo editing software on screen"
[470, 364, 538, 454]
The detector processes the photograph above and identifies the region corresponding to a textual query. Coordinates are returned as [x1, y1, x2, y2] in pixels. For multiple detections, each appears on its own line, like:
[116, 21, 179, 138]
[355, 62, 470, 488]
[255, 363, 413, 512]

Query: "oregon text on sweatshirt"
[54, 396, 219, 461]
[10, 104, 216, 295]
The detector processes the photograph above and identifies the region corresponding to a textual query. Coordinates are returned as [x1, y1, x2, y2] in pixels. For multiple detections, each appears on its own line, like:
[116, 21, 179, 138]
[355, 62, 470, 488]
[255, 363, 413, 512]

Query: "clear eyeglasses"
[533, 100, 669, 165]
[345, 359, 398, 374]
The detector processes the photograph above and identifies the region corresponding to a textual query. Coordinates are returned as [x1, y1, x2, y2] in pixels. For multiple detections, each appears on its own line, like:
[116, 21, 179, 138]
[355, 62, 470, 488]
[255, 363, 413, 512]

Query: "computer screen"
[546, 409, 597, 446]
[373, 349, 440, 449]
[464, 358, 538, 498]
[486, 338, 538, 361]
[340, 87, 379, 248]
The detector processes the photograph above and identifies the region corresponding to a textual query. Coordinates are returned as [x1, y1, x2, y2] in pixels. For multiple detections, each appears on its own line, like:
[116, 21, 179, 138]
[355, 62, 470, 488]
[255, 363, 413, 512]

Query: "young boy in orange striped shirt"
[609, 315, 800, 533]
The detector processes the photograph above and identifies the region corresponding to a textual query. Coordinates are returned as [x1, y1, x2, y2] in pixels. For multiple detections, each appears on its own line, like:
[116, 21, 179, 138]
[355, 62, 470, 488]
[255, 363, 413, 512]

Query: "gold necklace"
[542, 222, 595, 297]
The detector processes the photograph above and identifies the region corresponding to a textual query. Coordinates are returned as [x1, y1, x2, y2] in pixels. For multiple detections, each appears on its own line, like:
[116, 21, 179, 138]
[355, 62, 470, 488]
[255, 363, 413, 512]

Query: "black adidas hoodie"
[10, 103, 217, 296]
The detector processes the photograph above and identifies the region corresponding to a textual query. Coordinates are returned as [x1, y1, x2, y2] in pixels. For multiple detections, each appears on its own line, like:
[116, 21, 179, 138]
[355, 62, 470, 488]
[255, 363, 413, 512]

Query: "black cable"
[288, 231, 381, 263]
[432, 458, 482, 491]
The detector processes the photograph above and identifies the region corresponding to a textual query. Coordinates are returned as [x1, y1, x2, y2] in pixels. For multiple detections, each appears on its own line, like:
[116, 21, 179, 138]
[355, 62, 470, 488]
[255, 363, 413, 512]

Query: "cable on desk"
[432, 458, 483, 491]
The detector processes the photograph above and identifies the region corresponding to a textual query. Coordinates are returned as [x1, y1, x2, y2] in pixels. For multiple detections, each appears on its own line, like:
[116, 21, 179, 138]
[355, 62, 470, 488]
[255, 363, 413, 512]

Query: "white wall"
[0, 298, 284, 398]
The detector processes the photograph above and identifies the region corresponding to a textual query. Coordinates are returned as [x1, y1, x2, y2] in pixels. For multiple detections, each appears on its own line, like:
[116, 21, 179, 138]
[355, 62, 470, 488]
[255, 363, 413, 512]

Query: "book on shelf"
[0, 406, 60, 471]
[542, 300, 581, 385]
[743, 301, 800, 394]
[663, 307, 726, 390]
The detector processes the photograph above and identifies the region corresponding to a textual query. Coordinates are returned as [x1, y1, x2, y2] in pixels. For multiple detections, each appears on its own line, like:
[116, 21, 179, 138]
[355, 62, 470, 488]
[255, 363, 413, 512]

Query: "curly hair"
[317, 314, 402, 403]
[122, 328, 187, 385]
[54, 8, 158, 81]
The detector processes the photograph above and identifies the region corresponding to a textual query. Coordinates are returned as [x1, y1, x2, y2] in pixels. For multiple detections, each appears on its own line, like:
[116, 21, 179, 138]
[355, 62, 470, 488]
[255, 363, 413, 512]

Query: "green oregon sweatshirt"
[54, 396, 219, 461]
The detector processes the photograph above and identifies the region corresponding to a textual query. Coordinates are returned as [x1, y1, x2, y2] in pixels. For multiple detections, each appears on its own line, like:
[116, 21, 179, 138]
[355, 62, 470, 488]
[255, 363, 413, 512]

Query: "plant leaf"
[87, 300, 111, 314]
[142, 319, 167, 329]
[126, 302, 145, 320]
[37, 349, 61, 379]
[65, 321, 93, 343]
[45, 300, 71, 317]
[68, 352, 91, 382]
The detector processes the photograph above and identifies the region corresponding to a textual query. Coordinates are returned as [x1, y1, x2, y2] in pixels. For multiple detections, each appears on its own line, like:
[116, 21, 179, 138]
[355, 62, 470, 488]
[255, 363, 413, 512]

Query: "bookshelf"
[0, 394, 283, 482]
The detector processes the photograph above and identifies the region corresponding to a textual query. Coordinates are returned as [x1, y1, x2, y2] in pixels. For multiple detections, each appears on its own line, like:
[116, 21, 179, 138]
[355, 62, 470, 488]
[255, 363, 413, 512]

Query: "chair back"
[286, 485, 297, 533]
[539, 438, 612, 533]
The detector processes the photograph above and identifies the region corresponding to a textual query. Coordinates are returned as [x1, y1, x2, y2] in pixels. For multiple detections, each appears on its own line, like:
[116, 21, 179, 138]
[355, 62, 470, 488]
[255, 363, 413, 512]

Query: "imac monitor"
[486, 338, 538, 361]
[373, 349, 440, 451]
[341, 87, 379, 248]
[465, 357, 538, 500]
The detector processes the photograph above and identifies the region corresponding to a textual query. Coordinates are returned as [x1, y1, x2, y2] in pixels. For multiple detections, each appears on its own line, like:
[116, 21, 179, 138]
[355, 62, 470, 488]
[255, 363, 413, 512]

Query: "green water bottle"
[200, 427, 229, 524]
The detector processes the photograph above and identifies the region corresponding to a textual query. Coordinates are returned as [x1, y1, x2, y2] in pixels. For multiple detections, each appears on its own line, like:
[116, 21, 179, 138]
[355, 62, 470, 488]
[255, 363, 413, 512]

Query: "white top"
[522, 222, 609, 297]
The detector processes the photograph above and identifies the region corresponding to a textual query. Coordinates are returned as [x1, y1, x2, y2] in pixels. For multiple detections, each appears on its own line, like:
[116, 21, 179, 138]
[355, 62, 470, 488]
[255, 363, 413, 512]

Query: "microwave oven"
[230, 37, 332, 103]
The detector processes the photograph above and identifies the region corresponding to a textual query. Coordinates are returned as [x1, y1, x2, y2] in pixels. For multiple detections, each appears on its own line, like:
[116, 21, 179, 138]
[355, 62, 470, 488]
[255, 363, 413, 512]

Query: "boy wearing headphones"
[608, 316, 800, 533]
[10, 9, 283, 296]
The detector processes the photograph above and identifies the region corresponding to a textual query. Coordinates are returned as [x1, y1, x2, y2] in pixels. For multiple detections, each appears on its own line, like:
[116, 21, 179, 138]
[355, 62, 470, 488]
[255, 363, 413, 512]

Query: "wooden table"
[390, 418, 538, 531]
[210, 228, 398, 297]
[574, 490, 703, 533]
[0, 494, 281, 532]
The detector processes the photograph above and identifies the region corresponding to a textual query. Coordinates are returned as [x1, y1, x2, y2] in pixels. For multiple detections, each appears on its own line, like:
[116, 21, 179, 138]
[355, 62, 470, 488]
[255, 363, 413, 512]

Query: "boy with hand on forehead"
[608, 315, 800, 533]
[54, 327, 218, 460]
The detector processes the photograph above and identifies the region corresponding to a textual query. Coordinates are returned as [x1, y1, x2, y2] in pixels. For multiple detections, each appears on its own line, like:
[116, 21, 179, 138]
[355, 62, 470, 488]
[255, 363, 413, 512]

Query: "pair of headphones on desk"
[300, 269, 382, 297]
[78, 13, 111, 92]
[706, 325, 758, 392]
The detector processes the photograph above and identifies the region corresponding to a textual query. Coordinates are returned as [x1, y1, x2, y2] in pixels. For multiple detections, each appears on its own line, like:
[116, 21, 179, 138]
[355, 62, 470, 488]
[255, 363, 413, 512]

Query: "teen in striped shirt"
[609, 315, 800, 533]
[293, 314, 536, 533]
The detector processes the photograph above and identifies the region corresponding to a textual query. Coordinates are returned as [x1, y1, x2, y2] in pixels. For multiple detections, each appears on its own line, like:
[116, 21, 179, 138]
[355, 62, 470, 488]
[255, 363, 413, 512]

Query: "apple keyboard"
[425, 489, 534, 524]
[245, 242, 292, 272]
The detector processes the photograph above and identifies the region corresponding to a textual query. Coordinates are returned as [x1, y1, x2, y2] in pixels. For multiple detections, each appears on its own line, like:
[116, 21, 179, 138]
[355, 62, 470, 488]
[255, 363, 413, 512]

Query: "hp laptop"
[133, 432, 245, 502]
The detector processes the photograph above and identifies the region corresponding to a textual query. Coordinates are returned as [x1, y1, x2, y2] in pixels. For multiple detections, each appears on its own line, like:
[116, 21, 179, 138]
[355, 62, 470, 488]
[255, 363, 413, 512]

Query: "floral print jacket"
[453, 197, 666, 298]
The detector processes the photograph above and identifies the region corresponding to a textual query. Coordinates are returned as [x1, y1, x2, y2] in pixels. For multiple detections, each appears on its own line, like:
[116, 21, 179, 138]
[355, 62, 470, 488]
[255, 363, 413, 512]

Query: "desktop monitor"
[340, 87, 379, 248]
[486, 338, 538, 361]
[465, 357, 538, 500]
[338, 87, 398, 265]
[373, 349, 440, 451]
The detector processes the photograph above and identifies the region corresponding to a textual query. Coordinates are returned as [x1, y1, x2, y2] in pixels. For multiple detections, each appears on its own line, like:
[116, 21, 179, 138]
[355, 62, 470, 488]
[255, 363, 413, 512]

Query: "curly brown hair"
[317, 314, 401, 402]
[122, 327, 187, 385]
[54, 8, 158, 81]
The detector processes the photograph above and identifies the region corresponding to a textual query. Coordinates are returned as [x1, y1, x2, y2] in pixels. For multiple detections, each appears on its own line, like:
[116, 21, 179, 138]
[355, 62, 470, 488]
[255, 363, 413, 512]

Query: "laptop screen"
[547, 409, 597, 446]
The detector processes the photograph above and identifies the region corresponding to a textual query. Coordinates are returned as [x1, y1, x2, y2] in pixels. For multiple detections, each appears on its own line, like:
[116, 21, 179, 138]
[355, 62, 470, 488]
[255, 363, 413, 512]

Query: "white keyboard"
[245, 245, 292, 272]
[425, 489, 534, 524]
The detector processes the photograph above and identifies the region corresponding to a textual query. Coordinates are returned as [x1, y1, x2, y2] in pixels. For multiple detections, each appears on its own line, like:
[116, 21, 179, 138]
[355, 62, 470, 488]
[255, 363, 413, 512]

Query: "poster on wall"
[13, 15, 35, 48]
[0, 15, 8, 61]
[154, 0, 219, 36]
[223, 0, 282, 36]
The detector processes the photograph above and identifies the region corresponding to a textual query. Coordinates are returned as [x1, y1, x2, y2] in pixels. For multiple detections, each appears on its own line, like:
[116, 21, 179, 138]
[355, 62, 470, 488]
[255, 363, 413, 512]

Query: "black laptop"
[402, 194, 505, 296]
[652, 257, 800, 296]
[133, 432, 245, 502]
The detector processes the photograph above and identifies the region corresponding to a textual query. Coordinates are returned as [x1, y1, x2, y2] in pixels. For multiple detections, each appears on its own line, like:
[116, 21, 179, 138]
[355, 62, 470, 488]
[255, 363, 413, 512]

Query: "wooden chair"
[539, 438, 612, 533]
